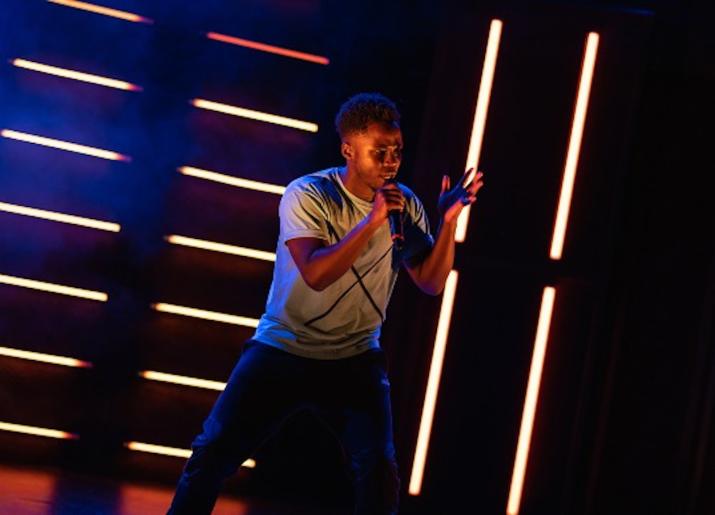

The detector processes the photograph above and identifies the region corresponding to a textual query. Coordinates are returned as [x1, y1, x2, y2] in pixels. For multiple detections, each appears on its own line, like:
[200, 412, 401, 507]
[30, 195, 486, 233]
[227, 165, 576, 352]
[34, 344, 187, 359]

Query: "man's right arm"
[286, 184, 404, 291]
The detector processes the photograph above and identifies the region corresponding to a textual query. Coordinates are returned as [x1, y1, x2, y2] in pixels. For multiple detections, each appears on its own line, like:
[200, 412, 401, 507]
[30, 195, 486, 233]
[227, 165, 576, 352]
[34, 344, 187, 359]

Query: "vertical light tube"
[408, 270, 459, 495]
[506, 287, 556, 514]
[550, 33, 600, 260]
[455, 19, 503, 243]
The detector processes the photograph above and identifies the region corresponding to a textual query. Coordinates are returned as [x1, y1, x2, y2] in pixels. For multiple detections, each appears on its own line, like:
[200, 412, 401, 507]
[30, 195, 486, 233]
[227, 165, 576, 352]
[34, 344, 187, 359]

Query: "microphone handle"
[388, 209, 404, 249]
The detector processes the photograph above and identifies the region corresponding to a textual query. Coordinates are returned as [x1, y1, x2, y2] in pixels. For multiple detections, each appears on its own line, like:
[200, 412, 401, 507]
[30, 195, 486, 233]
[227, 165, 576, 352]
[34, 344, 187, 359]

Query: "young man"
[167, 93, 483, 514]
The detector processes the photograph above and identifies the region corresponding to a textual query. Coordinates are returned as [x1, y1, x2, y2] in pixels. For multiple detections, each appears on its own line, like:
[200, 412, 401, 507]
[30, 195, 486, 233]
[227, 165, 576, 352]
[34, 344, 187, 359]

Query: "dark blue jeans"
[167, 340, 400, 514]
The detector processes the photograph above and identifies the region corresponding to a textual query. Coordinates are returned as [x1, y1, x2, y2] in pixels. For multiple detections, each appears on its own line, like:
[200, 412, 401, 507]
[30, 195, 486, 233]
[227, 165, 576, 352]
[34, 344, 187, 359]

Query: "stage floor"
[0, 463, 349, 515]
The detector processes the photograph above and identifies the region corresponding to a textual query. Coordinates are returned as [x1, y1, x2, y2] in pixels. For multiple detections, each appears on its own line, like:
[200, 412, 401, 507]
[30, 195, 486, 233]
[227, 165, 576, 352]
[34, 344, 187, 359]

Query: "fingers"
[461, 168, 476, 187]
[466, 171, 484, 194]
[441, 174, 450, 194]
[377, 186, 406, 211]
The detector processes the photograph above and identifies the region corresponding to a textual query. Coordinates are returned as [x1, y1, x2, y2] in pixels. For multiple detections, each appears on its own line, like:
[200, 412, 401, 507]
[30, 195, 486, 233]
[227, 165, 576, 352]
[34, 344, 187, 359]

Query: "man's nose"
[383, 150, 400, 166]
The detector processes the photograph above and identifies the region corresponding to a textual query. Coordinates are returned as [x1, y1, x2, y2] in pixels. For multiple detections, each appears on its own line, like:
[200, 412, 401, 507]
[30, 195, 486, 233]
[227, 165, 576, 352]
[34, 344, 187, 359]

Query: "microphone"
[386, 179, 404, 249]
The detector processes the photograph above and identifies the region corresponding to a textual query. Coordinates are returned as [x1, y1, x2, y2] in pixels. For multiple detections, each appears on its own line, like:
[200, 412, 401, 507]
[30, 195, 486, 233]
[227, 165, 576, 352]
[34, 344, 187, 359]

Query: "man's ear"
[341, 142, 353, 160]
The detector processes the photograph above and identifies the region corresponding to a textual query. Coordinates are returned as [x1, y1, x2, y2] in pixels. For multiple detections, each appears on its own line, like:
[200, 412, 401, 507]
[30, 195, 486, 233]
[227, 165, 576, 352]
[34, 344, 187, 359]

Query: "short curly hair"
[334, 93, 401, 139]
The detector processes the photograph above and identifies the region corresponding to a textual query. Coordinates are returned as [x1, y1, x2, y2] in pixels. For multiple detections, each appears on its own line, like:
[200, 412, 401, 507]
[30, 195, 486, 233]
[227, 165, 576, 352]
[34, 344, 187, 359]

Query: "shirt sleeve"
[399, 188, 434, 265]
[279, 181, 329, 242]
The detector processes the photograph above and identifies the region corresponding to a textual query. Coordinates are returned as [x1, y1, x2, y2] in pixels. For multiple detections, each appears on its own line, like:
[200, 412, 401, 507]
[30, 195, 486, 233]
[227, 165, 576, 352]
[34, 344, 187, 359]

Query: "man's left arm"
[405, 169, 484, 295]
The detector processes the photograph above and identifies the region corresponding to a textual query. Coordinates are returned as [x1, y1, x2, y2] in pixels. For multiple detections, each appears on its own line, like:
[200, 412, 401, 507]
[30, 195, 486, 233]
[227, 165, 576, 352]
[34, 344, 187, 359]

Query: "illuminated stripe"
[47, 0, 152, 23]
[12, 58, 141, 91]
[550, 33, 599, 260]
[192, 99, 318, 133]
[152, 303, 259, 328]
[179, 166, 286, 195]
[0, 273, 108, 301]
[1, 129, 130, 162]
[207, 32, 329, 65]
[408, 270, 458, 496]
[0, 201, 120, 232]
[139, 370, 226, 391]
[0, 421, 78, 440]
[125, 441, 256, 468]
[456, 19, 503, 243]
[0, 346, 92, 368]
[507, 286, 556, 515]
[167, 235, 276, 262]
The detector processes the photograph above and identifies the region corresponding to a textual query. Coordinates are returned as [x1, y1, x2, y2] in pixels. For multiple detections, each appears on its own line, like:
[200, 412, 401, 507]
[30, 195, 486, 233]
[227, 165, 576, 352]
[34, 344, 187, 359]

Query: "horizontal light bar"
[0, 421, 78, 440]
[1, 129, 130, 162]
[0, 201, 120, 232]
[166, 235, 275, 262]
[12, 58, 142, 91]
[409, 270, 459, 496]
[192, 99, 318, 133]
[0, 346, 92, 368]
[0, 273, 108, 302]
[153, 303, 259, 328]
[507, 286, 557, 515]
[456, 19, 503, 243]
[125, 441, 255, 468]
[179, 166, 286, 195]
[48, 0, 153, 24]
[139, 370, 225, 391]
[550, 33, 600, 260]
[207, 32, 329, 65]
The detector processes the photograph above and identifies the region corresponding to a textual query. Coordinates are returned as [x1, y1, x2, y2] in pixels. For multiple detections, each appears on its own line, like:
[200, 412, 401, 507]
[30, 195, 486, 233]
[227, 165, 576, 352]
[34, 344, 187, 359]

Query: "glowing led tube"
[192, 99, 318, 133]
[166, 235, 276, 261]
[0, 346, 92, 368]
[179, 166, 286, 195]
[455, 19, 502, 243]
[12, 58, 142, 91]
[0, 421, 78, 440]
[125, 441, 256, 468]
[207, 32, 329, 65]
[47, 0, 152, 23]
[139, 370, 226, 391]
[507, 286, 556, 515]
[152, 303, 259, 328]
[0, 273, 108, 302]
[408, 270, 459, 496]
[550, 33, 600, 260]
[1, 129, 130, 162]
[0, 201, 120, 232]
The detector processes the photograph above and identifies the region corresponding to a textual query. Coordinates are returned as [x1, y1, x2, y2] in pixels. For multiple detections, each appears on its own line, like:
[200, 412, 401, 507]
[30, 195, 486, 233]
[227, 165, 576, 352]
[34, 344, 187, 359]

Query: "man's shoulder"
[286, 167, 339, 193]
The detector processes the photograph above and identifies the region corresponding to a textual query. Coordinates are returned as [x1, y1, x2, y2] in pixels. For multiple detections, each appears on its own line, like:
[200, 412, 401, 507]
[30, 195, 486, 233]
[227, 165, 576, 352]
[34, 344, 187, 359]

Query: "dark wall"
[1, 0, 714, 514]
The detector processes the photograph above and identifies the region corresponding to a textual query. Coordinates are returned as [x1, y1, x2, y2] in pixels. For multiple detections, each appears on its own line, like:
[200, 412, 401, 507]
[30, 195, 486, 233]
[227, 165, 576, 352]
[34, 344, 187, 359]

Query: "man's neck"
[338, 165, 374, 202]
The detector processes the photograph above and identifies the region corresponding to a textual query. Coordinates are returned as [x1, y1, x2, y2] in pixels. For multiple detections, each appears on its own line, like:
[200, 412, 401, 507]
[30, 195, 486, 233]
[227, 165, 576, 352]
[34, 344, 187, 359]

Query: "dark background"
[0, 0, 713, 514]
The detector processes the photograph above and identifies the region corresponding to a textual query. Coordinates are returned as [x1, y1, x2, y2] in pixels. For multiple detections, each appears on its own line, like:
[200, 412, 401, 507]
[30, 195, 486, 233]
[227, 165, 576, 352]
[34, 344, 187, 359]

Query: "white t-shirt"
[252, 167, 434, 359]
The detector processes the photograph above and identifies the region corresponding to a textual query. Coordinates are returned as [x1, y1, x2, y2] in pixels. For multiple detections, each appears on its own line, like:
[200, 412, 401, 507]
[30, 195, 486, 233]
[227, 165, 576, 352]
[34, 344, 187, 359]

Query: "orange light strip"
[192, 99, 318, 133]
[207, 32, 329, 65]
[456, 19, 503, 243]
[0, 346, 92, 368]
[0, 201, 120, 232]
[139, 370, 226, 391]
[167, 235, 276, 262]
[1, 129, 130, 162]
[152, 303, 260, 328]
[125, 441, 256, 468]
[550, 33, 599, 260]
[506, 286, 556, 515]
[0, 421, 78, 440]
[0, 273, 108, 302]
[179, 166, 286, 195]
[408, 270, 458, 496]
[47, 0, 152, 24]
[12, 58, 142, 91]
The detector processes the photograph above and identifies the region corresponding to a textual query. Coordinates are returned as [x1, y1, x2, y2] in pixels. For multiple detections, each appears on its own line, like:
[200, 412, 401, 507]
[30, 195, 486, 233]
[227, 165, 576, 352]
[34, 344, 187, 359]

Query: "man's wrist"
[366, 211, 386, 230]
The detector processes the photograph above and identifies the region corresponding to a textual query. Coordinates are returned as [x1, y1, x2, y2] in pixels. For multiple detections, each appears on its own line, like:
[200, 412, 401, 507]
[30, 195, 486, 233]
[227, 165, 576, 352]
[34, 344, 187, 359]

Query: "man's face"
[342, 122, 403, 194]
